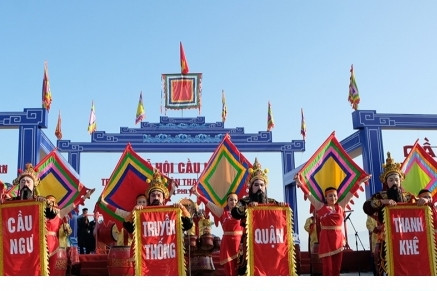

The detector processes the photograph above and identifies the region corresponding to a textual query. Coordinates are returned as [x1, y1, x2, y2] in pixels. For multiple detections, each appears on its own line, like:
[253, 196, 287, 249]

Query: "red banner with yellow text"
[384, 204, 437, 276]
[0, 201, 48, 276]
[133, 206, 185, 276]
[246, 205, 296, 276]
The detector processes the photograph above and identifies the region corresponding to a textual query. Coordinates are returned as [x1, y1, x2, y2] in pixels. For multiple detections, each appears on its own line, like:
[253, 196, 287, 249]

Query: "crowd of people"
[1, 150, 437, 276]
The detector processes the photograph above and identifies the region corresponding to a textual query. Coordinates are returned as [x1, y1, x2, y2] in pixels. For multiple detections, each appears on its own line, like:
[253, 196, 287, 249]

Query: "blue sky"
[1, 2, 437, 278]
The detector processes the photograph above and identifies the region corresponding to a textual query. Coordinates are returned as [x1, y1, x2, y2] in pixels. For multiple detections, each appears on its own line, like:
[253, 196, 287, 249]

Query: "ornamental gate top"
[57, 116, 305, 153]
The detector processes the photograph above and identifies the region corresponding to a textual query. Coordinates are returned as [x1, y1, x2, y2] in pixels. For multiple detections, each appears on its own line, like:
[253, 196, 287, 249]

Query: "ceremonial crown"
[146, 169, 169, 199]
[248, 157, 269, 186]
[379, 152, 405, 183]
[13, 163, 40, 187]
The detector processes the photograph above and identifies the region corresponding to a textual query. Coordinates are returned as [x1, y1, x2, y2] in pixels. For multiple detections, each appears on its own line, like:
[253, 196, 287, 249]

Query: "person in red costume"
[363, 152, 414, 275]
[122, 169, 193, 269]
[2, 163, 94, 275]
[45, 191, 94, 275]
[192, 189, 243, 275]
[416, 189, 437, 247]
[304, 177, 370, 276]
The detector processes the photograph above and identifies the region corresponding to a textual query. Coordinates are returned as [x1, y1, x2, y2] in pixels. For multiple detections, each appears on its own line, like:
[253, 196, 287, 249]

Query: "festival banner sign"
[384, 204, 437, 276]
[0, 201, 48, 276]
[95, 144, 174, 230]
[401, 140, 437, 198]
[196, 134, 252, 226]
[5, 149, 91, 208]
[133, 206, 185, 276]
[296, 131, 368, 211]
[246, 205, 296, 276]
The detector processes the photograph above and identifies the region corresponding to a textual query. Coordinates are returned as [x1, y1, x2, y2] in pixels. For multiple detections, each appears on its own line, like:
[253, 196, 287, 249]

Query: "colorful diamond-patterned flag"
[296, 132, 368, 209]
[94, 144, 174, 229]
[6, 150, 91, 208]
[195, 134, 252, 222]
[401, 140, 437, 198]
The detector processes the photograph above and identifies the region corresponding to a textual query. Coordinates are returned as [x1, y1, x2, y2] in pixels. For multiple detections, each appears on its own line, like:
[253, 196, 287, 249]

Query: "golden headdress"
[13, 163, 40, 187]
[379, 152, 405, 183]
[146, 169, 169, 200]
[248, 157, 269, 186]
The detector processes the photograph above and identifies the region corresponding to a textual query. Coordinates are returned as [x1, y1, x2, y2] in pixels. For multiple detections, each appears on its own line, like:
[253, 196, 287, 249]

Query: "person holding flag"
[362, 152, 415, 275]
[231, 158, 286, 275]
[191, 188, 243, 276]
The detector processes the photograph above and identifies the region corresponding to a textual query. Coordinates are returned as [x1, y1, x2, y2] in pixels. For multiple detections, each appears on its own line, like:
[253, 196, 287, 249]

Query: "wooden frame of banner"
[246, 205, 296, 276]
[384, 204, 437, 276]
[133, 206, 186, 276]
[0, 201, 49, 276]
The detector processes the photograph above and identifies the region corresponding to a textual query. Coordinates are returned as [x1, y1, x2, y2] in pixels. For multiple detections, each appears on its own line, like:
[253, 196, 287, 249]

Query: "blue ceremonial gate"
[3, 108, 437, 240]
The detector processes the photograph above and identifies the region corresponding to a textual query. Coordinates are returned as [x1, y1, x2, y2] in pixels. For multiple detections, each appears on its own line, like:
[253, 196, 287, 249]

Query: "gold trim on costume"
[320, 226, 342, 230]
[223, 231, 243, 236]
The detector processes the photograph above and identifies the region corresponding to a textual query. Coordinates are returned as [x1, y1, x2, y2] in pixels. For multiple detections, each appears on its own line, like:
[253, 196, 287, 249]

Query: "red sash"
[384, 204, 436, 275]
[133, 206, 185, 276]
[246, 205, 296, 276]
[0, 201, 48, 276]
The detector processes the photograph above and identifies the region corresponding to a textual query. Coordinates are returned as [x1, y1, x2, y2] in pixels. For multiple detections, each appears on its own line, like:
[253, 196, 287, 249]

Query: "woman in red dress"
[193, 190, 243, 276]
[305, 177, 369, 276]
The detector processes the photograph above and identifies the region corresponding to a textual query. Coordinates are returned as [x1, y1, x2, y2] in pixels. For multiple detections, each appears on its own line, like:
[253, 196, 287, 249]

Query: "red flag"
[384, 205, 437, 275]
[246, 206, 296, 275]
[55, 110, 62, 140]
[267, 101, 275, 131]
[180, 42, 189, 74]
[134, 207, 186, 275]
[42, 62, 52, 112]
[0, 201, 49, 275]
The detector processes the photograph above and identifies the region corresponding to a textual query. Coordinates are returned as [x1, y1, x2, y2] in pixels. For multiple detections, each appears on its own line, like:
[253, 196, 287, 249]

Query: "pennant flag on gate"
[135, 91, 145, 124]
[296, 131, 368, 210]
[87, 101, 97, 134]
[301, 108, 306, 140]
[42, 62, 52, 112]
[221, 90, 227, 123]
[180, 41, 189, 74]
[55, 110, 62, 140]
[195, 134, 252, 225]
[94, 144, 174, 230]
[5, 149, 91, 208]
[401, 140, 437, 198]
[267, 101, 275, 131]
[348, 64, 360, 110]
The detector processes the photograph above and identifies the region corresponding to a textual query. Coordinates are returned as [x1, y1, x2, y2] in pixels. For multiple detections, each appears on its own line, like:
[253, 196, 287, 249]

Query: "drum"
[200, 234, 214, 251]
[67, 246, 80, 265]
[190, 255, 215, 273]
[213, 236, 221, 251]
[310, 243, 322, 276]
[96, 221, 118, 246]
[49, 247, 68, 276]
[184, 234, 198, 251]
[107, 246, 134, 276]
